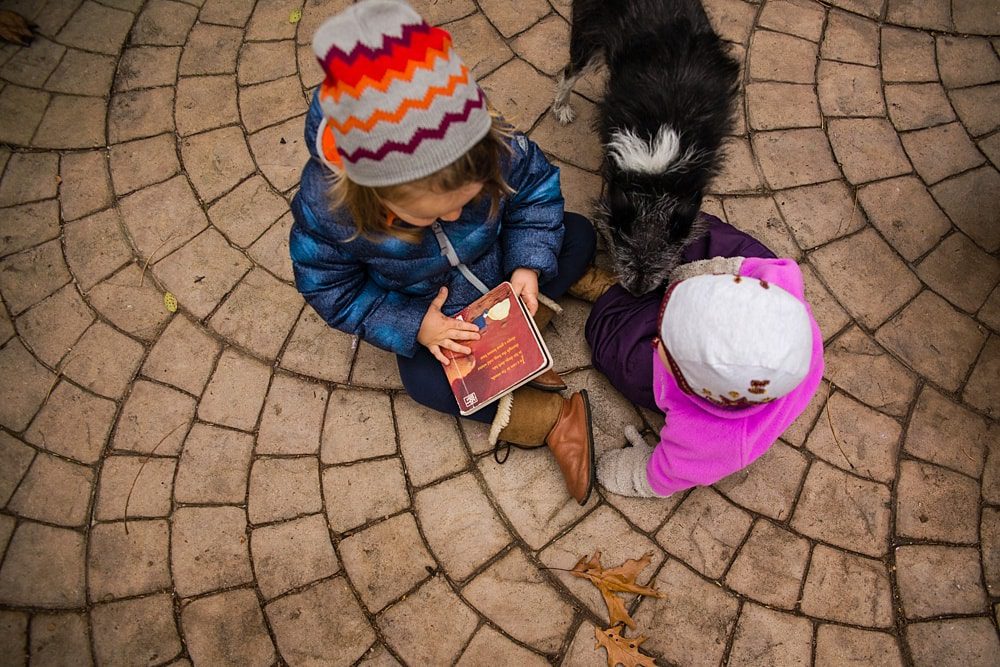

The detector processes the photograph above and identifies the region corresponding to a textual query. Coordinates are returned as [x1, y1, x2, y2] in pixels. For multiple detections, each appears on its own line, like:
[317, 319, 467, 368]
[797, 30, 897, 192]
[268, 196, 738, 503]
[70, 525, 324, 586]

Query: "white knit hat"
[659, 274, 813, 406]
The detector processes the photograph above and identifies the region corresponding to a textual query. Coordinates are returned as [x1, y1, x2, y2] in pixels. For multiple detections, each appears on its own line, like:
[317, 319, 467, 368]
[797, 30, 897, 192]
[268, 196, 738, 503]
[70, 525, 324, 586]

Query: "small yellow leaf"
[289, 9, 302, 23]
[164, 292, 178, 313]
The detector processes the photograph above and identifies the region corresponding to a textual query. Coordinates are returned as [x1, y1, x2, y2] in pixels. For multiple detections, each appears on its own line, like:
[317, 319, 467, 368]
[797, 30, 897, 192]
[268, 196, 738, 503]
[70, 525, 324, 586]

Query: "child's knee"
[564, 212, 597, 253]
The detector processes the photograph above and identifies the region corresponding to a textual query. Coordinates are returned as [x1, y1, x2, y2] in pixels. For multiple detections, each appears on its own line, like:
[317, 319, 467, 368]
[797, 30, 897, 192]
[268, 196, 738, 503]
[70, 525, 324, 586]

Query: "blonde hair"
[330, 113, 515, 242]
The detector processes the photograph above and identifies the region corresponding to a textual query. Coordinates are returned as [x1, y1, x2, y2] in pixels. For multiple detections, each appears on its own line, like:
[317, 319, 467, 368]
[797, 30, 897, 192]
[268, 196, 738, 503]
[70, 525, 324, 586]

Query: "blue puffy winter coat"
[289, 92, 565, 357]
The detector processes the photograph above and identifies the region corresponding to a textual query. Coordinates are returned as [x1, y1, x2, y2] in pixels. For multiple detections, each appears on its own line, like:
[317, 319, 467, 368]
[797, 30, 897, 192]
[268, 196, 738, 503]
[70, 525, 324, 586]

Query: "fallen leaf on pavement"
[594, 625, 656, 667]
[571, 551, 664, 628]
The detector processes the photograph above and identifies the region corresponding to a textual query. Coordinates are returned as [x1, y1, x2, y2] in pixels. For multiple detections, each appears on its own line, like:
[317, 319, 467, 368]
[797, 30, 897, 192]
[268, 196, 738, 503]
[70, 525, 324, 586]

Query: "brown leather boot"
[527, 300, 567, 392]
[490, 387, 595, 505]
[568, 265, 619, 302]
[528, 368, 567, 391]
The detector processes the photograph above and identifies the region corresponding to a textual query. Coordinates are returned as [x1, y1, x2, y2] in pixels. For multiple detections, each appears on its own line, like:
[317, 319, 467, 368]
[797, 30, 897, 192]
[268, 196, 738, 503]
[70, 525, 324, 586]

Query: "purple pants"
[585, 216, 776, 412]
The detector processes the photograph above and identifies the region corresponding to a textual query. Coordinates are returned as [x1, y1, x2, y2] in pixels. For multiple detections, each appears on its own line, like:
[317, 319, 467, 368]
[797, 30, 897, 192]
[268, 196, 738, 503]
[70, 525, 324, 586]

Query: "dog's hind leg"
[552, 21, 601, 124]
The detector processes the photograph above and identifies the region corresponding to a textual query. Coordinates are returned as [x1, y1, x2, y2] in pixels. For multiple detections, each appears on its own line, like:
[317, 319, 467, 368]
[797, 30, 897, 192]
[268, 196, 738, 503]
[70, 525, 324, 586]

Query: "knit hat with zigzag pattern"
[312, 0, 492, 186]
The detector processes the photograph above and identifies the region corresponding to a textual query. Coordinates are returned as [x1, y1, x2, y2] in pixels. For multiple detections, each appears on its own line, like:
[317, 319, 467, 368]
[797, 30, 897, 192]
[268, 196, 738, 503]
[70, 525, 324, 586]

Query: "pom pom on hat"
[311, 0, 492, 186]
[659, 274, 813, 406]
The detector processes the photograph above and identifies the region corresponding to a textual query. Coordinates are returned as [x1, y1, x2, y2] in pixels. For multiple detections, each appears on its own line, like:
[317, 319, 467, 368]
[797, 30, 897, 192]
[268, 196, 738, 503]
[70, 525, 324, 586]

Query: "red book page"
[443, 283, 549, 414]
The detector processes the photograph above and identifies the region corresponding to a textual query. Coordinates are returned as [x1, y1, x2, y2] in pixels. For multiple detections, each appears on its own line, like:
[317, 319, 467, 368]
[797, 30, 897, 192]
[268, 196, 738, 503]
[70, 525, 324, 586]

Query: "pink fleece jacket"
[646, 257, 824, 496]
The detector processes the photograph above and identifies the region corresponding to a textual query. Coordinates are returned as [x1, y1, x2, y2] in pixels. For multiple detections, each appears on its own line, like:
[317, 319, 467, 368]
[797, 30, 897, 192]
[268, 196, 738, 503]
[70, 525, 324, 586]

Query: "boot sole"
[526, 380, 567, 392]
[577, 389, 596, 506]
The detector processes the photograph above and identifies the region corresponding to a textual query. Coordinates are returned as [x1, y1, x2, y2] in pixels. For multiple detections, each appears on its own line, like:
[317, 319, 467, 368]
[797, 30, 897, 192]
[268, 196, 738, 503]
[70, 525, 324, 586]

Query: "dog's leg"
[553, 64, 584, 125]
[553, 19, 601, 125]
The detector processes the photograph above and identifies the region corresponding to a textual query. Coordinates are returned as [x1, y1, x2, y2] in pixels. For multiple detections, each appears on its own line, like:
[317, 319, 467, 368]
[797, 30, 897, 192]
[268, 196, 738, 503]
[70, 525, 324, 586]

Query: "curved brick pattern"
[1, 0, 999, 664]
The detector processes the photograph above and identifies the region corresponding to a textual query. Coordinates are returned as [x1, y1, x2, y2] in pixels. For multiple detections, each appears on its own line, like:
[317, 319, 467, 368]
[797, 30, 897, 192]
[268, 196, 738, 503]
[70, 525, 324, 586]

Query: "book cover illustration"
[443, 282, 552, 416]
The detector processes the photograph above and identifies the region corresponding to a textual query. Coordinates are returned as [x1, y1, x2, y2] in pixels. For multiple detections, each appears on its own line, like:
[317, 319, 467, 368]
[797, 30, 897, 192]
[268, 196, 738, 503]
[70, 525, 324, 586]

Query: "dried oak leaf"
[0, 10, 34, 46]
[571, 551, 664, 629]
[594, 625, 656, 667]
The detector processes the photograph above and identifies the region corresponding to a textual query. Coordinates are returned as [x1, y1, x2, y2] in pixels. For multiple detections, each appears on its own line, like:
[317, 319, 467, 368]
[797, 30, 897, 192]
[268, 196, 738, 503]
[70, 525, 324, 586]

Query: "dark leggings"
[397, 212, 597, 423]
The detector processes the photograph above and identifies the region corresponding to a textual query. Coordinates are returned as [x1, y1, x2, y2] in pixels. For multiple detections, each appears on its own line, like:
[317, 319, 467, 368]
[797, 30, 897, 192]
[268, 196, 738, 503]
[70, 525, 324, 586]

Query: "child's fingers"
[448, 317, 479, 331]
[521, 292, 538, 316]
[447, 329, 480, 341]
[430, 344, 449, 365]
[441, 339, 472, 356]
[429, 286, 448, 311]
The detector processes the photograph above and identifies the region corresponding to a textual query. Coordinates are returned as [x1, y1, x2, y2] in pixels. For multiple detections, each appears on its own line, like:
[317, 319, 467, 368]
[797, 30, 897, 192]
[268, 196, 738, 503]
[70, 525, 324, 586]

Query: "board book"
[443, 282, 553, 416]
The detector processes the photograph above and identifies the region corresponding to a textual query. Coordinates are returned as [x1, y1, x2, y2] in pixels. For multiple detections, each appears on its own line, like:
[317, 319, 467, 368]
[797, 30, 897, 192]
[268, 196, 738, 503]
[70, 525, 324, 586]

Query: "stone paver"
[896, 545, 988, 619]
[0, 522, 85, 608]
[174, 423, 254, 504]
[724, 519, 810, 609]
[62, 321, 145, 399]
[815, 625, 904, 666]
[247, 457, 323, 525]
[280, 307, 354, 383]
[906, 618, 1000, 667]
[208, 268, 301, 359]
[791, 460, 891, 557]
[265, 578, 374, 667]
[657, 488, 752, 578]
[113, 380, 195, 456]
[457, 625, 549, 666]
[823, 325, 918, 417]
[324, 459, 410, 533]
[142, 315, 221, 395]
[463, 548, 574, 653]
[27, 380, 117, 465]
[95, 455, 175, 521]
[632, 559, 739, 667]
[379, 576, 478, 666]
[810, 228, 922, 329]
[197, 347, 270, 430]
[87, 520, 170, 602]
[804, 391, 901, 482]
[395, 395, 467, 487]
[321, 389, 397, 463]
[905, 386, 992, 478]
[339, 513, 434, 613]
[896, 460, 980, 543]
[181, 589, 275, 667]
[2, 1, 999, 664]
[257, 372, 328, 455]
[91, 594, 182, 667]
[415, 473, 509, 582]
[876, 290, 988, 392]
[714, 440, 808, 519]
[964, 335, 1000, 417]
[62, 210, 133, 292]
[30, 613, 93, 666]
[250, 513, 339, 600]
[8, 452, 93, 527]
[800, 544, 894, 628]
[728, 603, 812, 666]
[171, 506, 253, 598]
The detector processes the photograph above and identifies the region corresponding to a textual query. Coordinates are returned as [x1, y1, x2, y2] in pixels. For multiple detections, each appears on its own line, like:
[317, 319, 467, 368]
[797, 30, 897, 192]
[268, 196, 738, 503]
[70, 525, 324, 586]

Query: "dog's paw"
[553, 103, 576, 125]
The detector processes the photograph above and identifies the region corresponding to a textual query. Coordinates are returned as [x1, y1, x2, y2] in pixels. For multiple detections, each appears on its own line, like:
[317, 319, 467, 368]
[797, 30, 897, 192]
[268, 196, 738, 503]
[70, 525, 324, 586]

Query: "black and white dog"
[554, 0, 740, 295]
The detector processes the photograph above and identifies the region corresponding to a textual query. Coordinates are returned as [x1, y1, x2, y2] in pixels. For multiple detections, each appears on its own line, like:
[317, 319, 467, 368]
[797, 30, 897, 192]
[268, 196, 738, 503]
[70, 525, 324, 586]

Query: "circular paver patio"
[0, 0, 999, 664]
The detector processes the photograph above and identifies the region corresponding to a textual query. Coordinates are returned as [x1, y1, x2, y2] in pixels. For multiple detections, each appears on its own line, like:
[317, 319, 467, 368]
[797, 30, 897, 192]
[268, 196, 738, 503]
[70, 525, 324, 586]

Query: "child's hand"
[510, 267, 540, 316]
[418, 287, 480, 365]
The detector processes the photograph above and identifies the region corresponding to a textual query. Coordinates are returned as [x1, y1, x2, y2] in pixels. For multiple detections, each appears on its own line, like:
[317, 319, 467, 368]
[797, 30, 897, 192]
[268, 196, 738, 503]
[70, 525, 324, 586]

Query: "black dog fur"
[553, 0, 740, 295]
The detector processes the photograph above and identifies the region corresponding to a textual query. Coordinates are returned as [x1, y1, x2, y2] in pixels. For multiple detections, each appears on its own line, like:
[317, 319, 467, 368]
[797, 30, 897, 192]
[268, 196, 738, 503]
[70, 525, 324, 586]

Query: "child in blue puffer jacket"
[290, 0, 598, 504]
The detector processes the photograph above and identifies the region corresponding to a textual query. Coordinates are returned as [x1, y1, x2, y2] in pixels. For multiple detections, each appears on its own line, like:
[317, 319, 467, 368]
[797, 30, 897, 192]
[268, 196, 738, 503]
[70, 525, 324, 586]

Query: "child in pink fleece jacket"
[595, 255, 825, 498]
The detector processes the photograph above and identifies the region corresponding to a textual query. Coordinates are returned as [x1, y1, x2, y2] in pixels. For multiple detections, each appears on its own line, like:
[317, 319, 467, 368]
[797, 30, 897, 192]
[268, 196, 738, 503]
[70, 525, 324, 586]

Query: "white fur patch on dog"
[606, 125, 689, 174]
